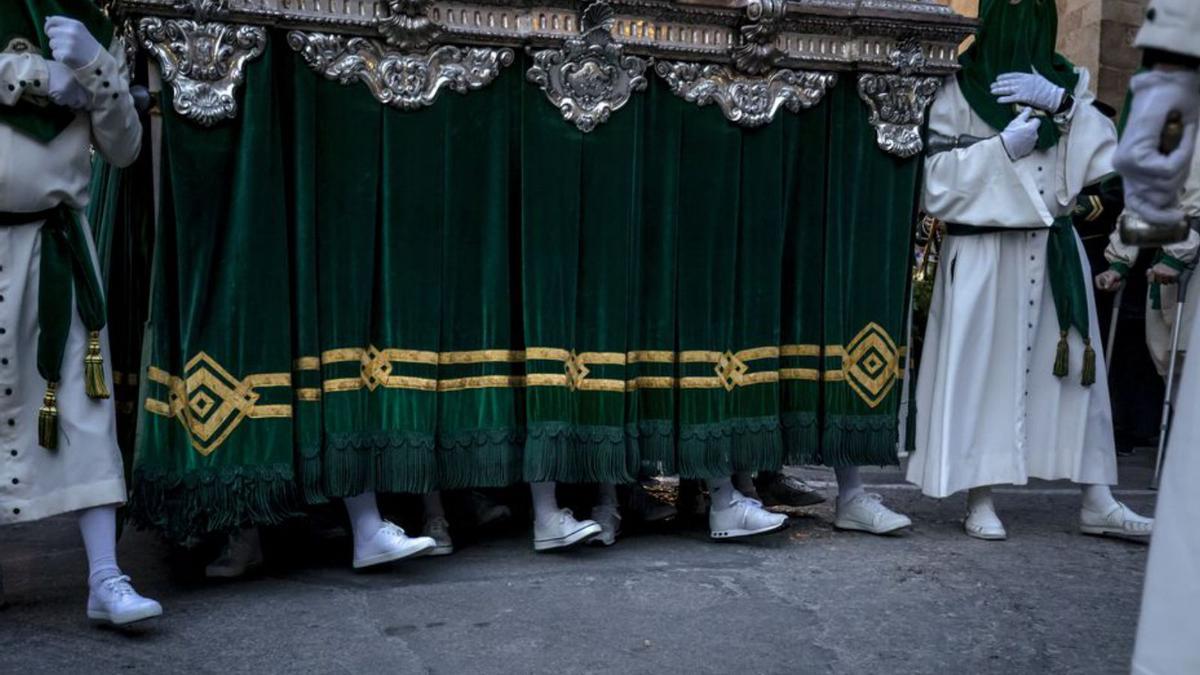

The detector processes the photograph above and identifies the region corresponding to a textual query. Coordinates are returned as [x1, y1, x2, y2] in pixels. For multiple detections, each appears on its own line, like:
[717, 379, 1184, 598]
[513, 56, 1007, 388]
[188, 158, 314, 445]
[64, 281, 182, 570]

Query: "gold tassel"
[1053, 331, 1070, 378]
[38, 383, 59, 450]
[84, 331, 110, 400]
[1082, 339, 1096, 386]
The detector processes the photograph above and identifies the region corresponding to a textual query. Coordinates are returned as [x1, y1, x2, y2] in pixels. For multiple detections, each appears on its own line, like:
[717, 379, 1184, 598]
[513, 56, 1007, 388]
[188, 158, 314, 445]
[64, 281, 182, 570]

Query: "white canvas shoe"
[590, 504, 621, 546]
[1080, 502, 1153, 537]
[533, 509, 601, 551]
[352, 521, 437, 569]
[964, 507, 1008, 541]
[709, 495, 788, 540]
[422, 516, 455, 556]
[834, 493, 912, 535]
[87, 575, 163, 626]
[205, 528, 265, 578]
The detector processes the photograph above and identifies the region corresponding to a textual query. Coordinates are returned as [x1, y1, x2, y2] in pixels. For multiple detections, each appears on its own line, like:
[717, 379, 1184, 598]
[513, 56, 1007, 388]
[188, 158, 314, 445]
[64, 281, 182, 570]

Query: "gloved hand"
[999, 107, 1042, 160]
[44, 16, 103, 70]
[1114, 69, 1200, 225]
[46, 60, 89, 111]
[991, 72, 1066, 113]
[1147, 261, 1182, 285]
[1095, 269, 1126, 291]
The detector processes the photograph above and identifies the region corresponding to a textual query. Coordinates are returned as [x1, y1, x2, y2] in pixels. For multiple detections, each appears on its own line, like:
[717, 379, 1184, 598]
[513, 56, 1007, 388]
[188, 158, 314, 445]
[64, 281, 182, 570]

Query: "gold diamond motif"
[564, 350, 590, 391]
[842, 322, 899, 408]
[714, 350, 749, 392]
[360, 345, 393, 392]
[189, 390, 215, 418]
[174, 352, 261, 457]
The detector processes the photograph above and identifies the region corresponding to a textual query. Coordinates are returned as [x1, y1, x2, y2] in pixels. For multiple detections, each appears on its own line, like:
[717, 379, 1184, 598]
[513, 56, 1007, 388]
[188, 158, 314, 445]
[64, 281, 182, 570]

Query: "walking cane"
[1152, 266, 1194, 489]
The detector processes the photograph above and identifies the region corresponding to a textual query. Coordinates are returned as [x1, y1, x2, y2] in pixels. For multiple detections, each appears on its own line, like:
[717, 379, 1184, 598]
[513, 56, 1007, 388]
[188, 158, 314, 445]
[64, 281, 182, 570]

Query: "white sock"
[834, 466, 864, 510]
[78, 506, 121, 589]
[967, 486, 996, 515]
[597, 483, 618, 509]
[1081, 484, 1119, 513]
[708, 476, 737, 511]
[530, 481, 559, 524]
[343, 491, 384, 548]
[423, 491, 446, 520]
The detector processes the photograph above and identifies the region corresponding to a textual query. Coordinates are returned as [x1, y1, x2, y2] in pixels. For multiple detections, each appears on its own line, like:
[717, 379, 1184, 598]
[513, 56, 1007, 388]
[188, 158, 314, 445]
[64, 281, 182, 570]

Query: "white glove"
[1095, 269, 1125, 291]
[1114, 69, 1200, 225]
[43, 16, 103, 70]
[999, 107, 1042, 160]
[990, 72, 1067, 113]
[46, 60, 89, 111]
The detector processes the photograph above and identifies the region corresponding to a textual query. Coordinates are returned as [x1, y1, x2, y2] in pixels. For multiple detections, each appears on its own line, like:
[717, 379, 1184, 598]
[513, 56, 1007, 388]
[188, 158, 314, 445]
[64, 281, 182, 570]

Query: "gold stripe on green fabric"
[627, 350, 675, 363]
[294, 356, 321, 370]
[439, 375, 527, 391]
[439, 349, 525, 364]
[296, 388, 322, 401]
[526, 347, 571, 361]
[780, 368, 821, 381]
[780, 345, 821, 357]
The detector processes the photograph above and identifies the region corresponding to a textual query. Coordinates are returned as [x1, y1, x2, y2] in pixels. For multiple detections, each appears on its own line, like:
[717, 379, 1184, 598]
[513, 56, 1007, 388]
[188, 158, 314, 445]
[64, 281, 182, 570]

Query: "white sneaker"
[709, 495, 788, 540]
[834, 493, 912, 535]
[87, 575, 163, 626]
[964, 507, 1008, 541]
[205, 528, 265, 578]
[422, 516, 455, 556]
[352, 521, 437, 569]
[533, 509, 601, 551]
[1080, 502, 1153, 537]
[590, 503, 621, 546]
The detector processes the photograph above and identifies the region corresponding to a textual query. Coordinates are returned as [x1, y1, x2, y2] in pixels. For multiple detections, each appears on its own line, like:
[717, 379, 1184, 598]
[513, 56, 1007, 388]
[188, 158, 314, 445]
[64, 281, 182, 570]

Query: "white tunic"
[908, 72, 1120, 498]
[0, 38, 140, 525]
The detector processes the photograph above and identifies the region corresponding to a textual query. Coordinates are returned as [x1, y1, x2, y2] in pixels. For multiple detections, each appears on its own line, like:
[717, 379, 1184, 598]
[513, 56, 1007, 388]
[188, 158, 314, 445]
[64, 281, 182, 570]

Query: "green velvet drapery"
[128, 40, 920, 541]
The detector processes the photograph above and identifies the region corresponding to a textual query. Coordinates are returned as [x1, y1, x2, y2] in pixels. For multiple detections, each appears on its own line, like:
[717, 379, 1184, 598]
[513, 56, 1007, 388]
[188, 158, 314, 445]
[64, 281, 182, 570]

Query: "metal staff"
[1153, 265, 1194, 489]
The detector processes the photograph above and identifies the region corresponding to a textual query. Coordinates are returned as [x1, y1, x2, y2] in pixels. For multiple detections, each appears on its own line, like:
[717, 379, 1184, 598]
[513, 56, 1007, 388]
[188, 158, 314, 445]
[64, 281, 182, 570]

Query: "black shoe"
[755, 473, 826, 508]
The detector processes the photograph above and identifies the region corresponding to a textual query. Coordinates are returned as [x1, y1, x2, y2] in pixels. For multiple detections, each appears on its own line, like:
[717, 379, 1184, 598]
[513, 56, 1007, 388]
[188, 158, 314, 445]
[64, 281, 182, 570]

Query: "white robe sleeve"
[0, 53, 50, 106]
[1104, 228, 1140, 270]
[921, 77, 1048, 228]
[1059, 77, 1118, 206]
[74, 38, 140, 168]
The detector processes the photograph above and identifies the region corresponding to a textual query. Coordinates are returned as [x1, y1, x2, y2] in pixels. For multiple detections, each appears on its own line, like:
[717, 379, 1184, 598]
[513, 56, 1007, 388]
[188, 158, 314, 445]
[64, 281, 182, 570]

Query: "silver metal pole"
[1153, 268, 1193, 489]
[1105, 285, 1125, 370]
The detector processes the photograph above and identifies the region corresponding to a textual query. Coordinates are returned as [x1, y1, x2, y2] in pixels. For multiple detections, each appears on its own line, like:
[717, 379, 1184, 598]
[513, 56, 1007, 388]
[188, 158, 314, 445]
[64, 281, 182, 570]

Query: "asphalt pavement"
[0, 454, 1159, 674]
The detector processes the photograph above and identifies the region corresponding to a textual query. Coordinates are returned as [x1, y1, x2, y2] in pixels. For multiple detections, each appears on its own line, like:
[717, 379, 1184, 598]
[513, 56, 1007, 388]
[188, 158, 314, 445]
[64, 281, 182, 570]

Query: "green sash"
[1046, 216, 1096, 385]
[0, 207, 109, 447]
[0, 0, 113, 142]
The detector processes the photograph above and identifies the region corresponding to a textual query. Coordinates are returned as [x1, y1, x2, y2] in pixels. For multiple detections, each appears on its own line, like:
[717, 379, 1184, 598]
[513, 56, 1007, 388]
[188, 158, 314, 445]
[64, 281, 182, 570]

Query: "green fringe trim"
[523, 423, 636, 485]
[821, 415, 900, 467]
[1054, 331, 1070, 378]
[128, 464, 303, 544]
[302, 430, 437, 503]
[676, 416, 782, 480]
[1082, 339, 1096, 386]
[635, 420, 676, 477]
[781, 411, 820, 465]
[435, 428, 524, 491]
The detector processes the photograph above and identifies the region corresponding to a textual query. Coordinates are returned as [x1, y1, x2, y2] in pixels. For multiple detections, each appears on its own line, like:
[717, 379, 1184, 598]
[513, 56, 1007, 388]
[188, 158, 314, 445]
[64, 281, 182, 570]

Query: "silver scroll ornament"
[287, 32, 514, 111]
[857, 40, 942, 158]
[138, 18, 266, 126]
[654, 62, 836, 128]
[526, 0, 648, 132]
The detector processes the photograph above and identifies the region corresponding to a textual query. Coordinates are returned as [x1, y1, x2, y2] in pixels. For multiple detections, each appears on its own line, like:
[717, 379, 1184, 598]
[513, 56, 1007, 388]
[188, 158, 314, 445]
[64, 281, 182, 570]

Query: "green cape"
[0, 0, 113, 143]
[957, 0, 1079, 150]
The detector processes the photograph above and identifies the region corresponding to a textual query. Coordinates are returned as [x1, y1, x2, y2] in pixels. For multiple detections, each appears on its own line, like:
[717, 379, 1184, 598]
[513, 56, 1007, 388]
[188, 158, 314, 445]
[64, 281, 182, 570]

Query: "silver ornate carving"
[288, 31, 514, 111]
[526, 0, 648, 132]
[378, 0, 442, 51]
[655, 61, 836, 128]
[857, 38, 940, 158]
[732, 0, 785, 76]
[138, 18, 267, 126]
[171, 0, 230, 18]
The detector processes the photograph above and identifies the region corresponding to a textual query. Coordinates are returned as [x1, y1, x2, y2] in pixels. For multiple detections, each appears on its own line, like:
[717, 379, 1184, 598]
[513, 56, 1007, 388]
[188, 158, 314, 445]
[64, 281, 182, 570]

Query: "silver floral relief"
[287, 32, 514, 111]
[138, 18, 266, 126]
[655, 62, 836, 128]
[857, 39, 941, 158]
[526, 1, 648, 133]
[378, 0, 442, 51]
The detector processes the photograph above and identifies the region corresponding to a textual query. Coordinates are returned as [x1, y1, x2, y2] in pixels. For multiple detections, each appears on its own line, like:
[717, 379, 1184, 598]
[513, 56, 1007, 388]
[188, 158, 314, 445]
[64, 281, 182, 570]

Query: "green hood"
[957, 0, 1080, 150]
[0, 1, 113, 143]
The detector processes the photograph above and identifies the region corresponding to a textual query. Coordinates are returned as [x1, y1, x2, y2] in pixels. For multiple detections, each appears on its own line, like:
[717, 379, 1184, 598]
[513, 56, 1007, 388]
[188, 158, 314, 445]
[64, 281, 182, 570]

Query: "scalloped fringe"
[821, 415, 900, 467]
[128, 465, 304, 543]
[781, 412, 820, 465]
[522, 424, 637, 485]
[676, 418, 784, 480]
[301, 435, 438, 503]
